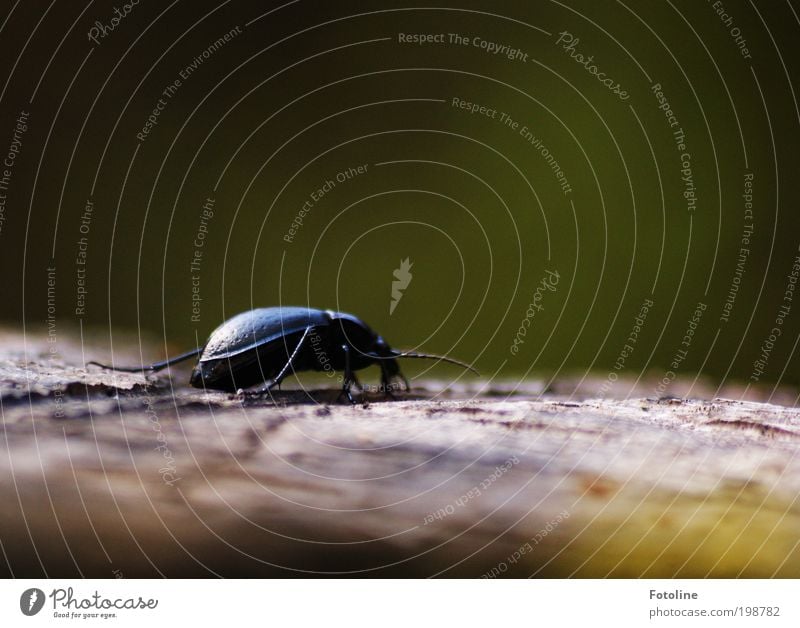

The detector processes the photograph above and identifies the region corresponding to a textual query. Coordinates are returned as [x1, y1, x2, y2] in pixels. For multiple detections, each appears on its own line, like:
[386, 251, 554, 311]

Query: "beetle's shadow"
[235, 387, 428, 406]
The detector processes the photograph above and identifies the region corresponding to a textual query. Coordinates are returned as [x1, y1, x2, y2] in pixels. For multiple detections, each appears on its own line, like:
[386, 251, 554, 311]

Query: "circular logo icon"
[20, 588, 45, 616]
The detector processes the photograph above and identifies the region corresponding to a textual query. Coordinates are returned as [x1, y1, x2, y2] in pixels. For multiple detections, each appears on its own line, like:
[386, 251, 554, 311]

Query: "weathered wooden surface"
[1, 330, 799, 577]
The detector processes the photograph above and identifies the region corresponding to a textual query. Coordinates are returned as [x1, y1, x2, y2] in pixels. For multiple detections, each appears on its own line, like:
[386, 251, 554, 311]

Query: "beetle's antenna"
[375, 350, 479, 375]
[87, 347, 203, 373]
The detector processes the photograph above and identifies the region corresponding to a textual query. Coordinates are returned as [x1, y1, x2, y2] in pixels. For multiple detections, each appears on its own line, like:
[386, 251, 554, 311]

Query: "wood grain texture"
[1, 330, 799, 577]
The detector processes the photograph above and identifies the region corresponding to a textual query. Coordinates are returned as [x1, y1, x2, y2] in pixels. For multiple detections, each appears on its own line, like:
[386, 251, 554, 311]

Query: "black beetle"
[89, 306, 476, 402]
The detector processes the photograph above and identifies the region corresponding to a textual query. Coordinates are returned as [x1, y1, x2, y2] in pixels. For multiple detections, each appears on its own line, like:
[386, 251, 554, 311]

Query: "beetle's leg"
[379, 361, 410, 396]
[379, 363, 396, 399]
[396, 368, 410, 392]
[337, 343, 359, 405]
[382, 382, 397, 400]
[238, 326, 312, 396]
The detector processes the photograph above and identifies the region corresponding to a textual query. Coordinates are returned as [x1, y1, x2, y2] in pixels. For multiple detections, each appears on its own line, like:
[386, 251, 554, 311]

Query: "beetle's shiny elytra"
[89, 306, 476, 403]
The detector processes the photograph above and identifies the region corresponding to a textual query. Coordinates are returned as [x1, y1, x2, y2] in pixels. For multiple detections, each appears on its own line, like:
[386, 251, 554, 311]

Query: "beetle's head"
[326, 310, 380, 354]
[371, 334, 398, 361]
[368, 335, 406, 390]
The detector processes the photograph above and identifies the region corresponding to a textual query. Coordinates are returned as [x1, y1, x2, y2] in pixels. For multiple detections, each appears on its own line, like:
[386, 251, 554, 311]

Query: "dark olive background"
[2, 0, 799, 390]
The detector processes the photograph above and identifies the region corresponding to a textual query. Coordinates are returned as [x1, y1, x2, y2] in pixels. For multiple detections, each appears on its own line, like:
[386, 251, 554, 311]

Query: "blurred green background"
[2, 0, 799, 390]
